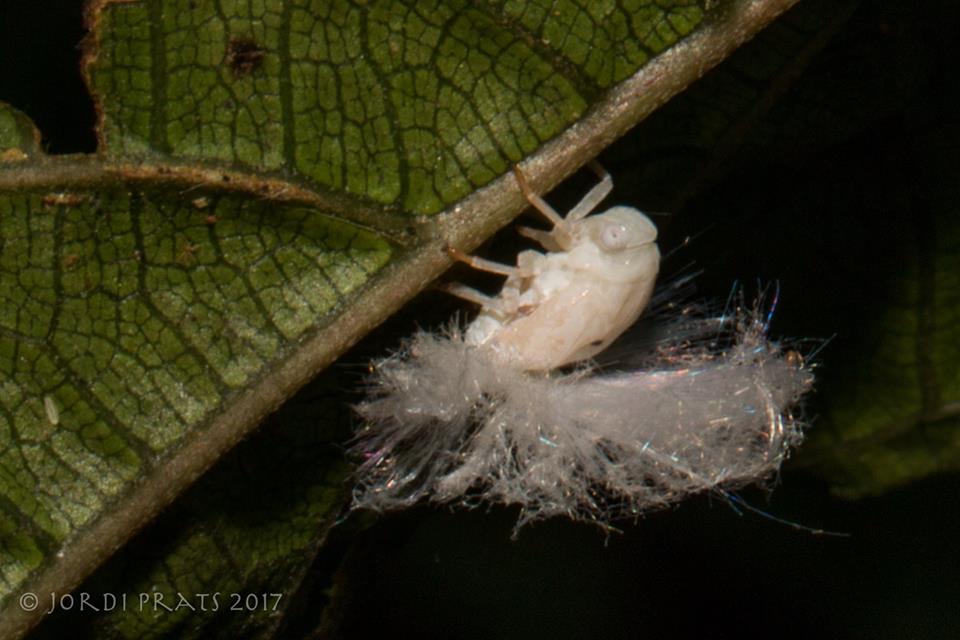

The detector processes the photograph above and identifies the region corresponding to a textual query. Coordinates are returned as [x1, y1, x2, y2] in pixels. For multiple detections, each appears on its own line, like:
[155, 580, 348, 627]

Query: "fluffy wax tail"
[350, 307, 811, 528]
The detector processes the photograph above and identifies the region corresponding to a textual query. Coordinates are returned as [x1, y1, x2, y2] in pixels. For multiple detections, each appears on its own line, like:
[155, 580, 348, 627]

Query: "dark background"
[2, 1, 958, 638]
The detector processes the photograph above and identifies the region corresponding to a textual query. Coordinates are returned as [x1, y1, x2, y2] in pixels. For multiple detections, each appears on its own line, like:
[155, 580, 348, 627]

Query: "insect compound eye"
[599, 222, 630, 251]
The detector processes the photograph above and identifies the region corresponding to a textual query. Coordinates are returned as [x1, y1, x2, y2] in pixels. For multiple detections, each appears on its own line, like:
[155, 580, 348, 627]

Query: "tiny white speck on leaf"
[43, 395, 60, 426]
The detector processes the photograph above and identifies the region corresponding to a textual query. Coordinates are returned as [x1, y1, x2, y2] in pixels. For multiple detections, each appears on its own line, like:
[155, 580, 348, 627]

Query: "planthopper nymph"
[351, 162, 812, 531]
[446, 163, 660, 371]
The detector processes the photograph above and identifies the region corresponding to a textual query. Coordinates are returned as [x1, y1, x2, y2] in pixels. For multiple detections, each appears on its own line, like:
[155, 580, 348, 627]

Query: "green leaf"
[85, 0, 703, 213]
[0, 131, 391, 604]
[37, 375, 353, 640]
[0, 1, 802, 637]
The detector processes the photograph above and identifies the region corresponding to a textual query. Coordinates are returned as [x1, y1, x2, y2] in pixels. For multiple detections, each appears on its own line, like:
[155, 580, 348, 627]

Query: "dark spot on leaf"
[227, 38, 266, 76]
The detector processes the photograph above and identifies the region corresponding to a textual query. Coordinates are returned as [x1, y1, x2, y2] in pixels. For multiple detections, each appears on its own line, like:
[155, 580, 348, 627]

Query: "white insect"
[351, 163, 811, 530]
[443, 163, 659, 371]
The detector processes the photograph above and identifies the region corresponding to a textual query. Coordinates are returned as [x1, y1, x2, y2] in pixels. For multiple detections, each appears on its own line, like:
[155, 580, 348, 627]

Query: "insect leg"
[566, 161, 613, 222]
[512, 165, 564, 227]
[516, 226, 562, 252]
[446, 245, 520, 277]
[437, 282, 515, 313]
